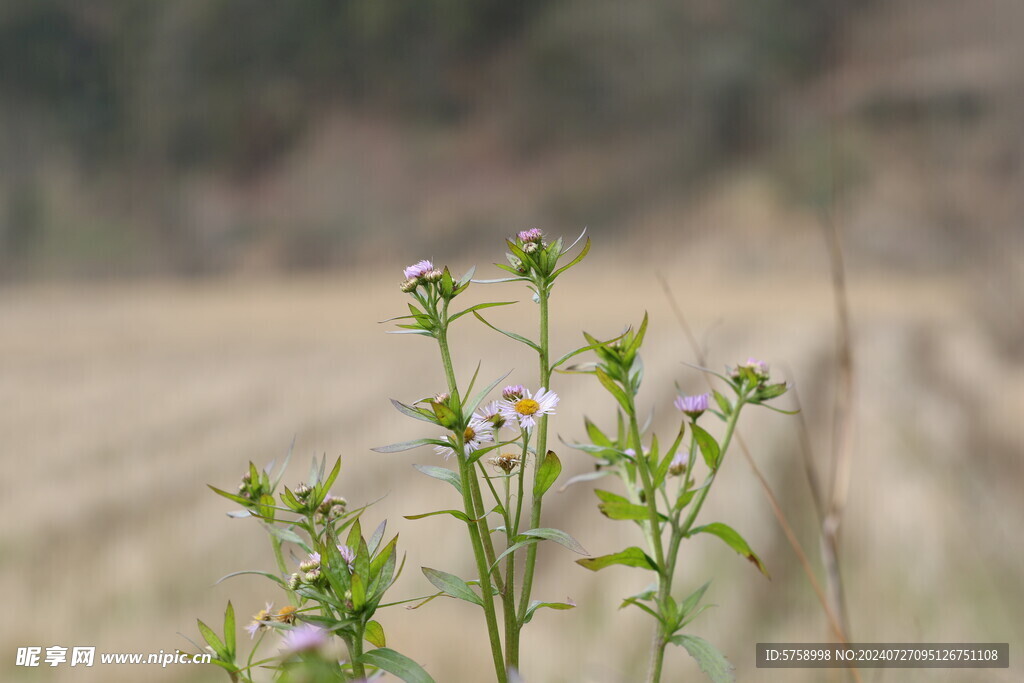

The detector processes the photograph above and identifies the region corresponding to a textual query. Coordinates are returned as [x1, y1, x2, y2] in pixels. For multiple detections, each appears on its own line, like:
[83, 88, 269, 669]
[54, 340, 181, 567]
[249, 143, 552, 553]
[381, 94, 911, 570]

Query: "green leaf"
[368, 520, 387, 556]
[320, 457, 341, 495]
[359, 648, 435, 683]
[449, 301, 516, 323]
[678, 581, 711, 627]
[403, 509, 474, 523]
[669, 635, 735, 683]
[596, 367, 632, 413]
[523, 599, 576, 624]
[557, 469, 610, 492]
[223, 601, 236, 657]
[350, 572, 367, 611]
[534, 450, 561, 497]
[196, 619, 227, 661]
[430, 401, 459, 429]
[593, 488, 631, 505]
[585, 417, 612, 447]
[390, 399, 438, 424]
[689, 522, 769, 577]
[421, 567, 482, 606]
[215, 569, 287, 587]
[364, 620, 386, 648]
[519, 527, 587, 554]
[472, 311, 541, 352]
[464, 369, 513, 419]
[372, 438, 449, 454]
[599, 500, 659, 521]
[712, 390, 732, 417]
[265, 525, 307, 549]
[412, 464, 463, 496]
[207, 485, 252, 507]
[576, 547, 658, 572]
[550, 236, 591, 279]
[691, 424, 721, 470]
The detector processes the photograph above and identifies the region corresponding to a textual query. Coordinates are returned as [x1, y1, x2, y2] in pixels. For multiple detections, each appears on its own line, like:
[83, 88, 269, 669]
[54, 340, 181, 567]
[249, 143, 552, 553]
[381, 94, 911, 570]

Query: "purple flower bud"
[517, 228, 544, 244]
[403, 260, 434, 280]
[281, 623, 328, 654]
[674, 392, 709, 418]
[502, 385, 525, 401]
[669, 450, 689, 476]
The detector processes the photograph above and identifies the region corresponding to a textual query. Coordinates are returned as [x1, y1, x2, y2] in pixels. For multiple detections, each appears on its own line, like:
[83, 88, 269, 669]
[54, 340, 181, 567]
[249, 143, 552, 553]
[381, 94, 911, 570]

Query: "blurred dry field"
[2, 236, 1022, 682]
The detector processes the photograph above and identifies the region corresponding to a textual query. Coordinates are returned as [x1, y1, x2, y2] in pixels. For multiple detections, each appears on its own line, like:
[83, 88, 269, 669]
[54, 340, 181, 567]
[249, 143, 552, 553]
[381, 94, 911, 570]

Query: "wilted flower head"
[274, 605, 298, 624]
[489, 453, 521, 474]
[403, 260, 434, 280]
[674, 392, 709, 419]
[669, 450, 690, 477]
[281, 623, 328, 655]
[518, 228, 544, 244]
[500, 387, 559, 430]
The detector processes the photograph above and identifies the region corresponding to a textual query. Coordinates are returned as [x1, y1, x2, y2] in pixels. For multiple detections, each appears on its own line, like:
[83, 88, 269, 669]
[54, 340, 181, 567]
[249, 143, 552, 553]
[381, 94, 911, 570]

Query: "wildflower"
[399, 277, 419, 293]
[674, 393, 709, 419]
[489, 453, 521, 474]
[281, 623, 328, 655]
[338, 544, 356, 571]
[433, 415, 495, 460]
[523, 241, 540, 255]
[669, 450, 689, 477]
[246, 602, 274, 640]
[423, 268, 444, 283]
[478, 400, 507, 430]
[501, 387, 559, 430]
[299, 552, 321, 573]
[434, 392, 451, 404]
[288, 573, 302, 590]
[294, 483, 312, 501]
[317, 494, 347, 520]
[403, 260, 434, 280]
[274, 605, 298, 624]
[729, 357, 770, 382]
[518, 228, 544, 244]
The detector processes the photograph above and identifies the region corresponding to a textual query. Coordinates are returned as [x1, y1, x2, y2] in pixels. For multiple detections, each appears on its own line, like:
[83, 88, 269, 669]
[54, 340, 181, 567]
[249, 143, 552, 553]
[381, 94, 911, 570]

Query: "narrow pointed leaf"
[403, 509, 473, 523]
[421, 567, 482, 606]
[390, 399, 438, 424]
[523, 598, 576, 624]
[223, 602, 236, 657]
[689, 522, 769, 577]
[576, 547, 658, 572]
[472, 311, 541, 352]
[557, 469, 610, 492]
[551, 236, 591, 279]
[449, 301, 516, 323]
[519, 527, 587, 554]
[372, 438, 449, 454]
[412, 464, 463, 496]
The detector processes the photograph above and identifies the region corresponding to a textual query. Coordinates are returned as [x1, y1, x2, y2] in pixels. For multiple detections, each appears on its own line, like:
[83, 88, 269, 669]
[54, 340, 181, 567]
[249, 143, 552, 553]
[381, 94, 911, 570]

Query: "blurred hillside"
[1, 0, 865, 276]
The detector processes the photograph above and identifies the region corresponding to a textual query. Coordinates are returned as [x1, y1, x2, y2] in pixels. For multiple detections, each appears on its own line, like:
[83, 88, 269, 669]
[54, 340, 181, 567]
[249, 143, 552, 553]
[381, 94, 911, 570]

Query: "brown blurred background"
[1, 1, 1021, 681]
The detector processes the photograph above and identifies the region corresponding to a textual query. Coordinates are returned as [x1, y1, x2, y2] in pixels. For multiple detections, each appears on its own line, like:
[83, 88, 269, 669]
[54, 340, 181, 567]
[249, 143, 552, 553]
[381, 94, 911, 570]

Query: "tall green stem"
[349, 627, 367, 680]
[437, 326, 508, 683]
[645, 401, 745, 683]
[514, 283, 551, 654]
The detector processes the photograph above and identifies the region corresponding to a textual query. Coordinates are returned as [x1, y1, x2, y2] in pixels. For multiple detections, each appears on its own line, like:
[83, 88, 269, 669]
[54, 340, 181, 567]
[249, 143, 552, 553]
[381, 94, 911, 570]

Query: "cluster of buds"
[291, 552, 325, 589]
[517, 228, 545, 255]
[728, 357, 789, 403]
[237, 470, 270, 504]
[488, 453, 521, 474]
[399, 260, 444, 293]
[316, 494, 347, 521]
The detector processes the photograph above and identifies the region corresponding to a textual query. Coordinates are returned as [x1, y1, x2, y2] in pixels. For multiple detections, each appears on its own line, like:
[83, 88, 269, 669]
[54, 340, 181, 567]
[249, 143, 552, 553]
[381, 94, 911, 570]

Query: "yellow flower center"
[515, 398, 540, 416]
[464, 426, 477, 441]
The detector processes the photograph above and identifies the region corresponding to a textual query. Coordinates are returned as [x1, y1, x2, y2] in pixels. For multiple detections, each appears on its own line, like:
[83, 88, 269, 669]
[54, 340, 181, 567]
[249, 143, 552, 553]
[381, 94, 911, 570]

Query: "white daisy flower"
[433, 415, 495, 460]
[500, 387, 559, 430]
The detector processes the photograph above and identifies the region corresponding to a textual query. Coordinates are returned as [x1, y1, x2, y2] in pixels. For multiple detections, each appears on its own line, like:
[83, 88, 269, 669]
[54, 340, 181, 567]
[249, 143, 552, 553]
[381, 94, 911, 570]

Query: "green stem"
[502, 472, 519, 671]
[515, 282, 550, 631]
[437, 326, 508, 683]
[349, 626, 367, 680]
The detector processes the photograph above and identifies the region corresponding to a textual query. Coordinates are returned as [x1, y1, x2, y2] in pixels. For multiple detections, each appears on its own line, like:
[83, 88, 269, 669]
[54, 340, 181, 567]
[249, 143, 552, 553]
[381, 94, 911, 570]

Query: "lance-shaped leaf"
[207, 485, 252, 507]
[412, 464, 463, 496]
[489, 527, 587, 570]
[403, 509, 475, 523]
[472, 311, 540, 352]
[372, 438, 450, 454]
[533, 450, 561, 497]
[691, 424, 721, 470]
[464, 369, 513, 419]
[522, 598, 576, 624]
[359, 648, 436, 683]
[421, 567, 482, 606]
[669, 635, 735, 683]
[390, 399, 438, 424]
[576, 546, 658, 572]
[215, 569, 286, 587]
[550, 235, 591, 279]
[688, 522, 769, 577]
[448, 300, 516, 323]
[557, 469, 610, 493]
